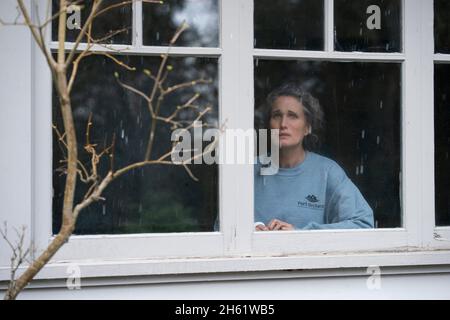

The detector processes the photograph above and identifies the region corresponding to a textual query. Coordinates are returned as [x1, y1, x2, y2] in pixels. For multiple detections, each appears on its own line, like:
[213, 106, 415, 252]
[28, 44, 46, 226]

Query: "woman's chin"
[279, 139, 303, 150]
[280, 142, 295, 149]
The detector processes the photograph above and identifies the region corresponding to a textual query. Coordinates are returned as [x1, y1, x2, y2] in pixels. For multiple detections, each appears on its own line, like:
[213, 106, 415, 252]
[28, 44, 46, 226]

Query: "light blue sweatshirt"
[254, 151, 374, 230]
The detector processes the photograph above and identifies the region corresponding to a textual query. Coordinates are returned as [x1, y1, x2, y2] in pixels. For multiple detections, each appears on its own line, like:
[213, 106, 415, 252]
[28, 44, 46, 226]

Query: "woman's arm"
[302, 166, 374, 230]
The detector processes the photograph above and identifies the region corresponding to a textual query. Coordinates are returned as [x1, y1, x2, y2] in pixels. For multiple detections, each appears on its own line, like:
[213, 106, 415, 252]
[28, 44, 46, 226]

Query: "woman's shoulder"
[308, 152, 347, 181]
[308, 152, 343, 170]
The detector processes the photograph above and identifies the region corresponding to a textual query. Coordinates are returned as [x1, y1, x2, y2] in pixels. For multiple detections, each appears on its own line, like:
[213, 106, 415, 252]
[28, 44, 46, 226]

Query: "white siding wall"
[7, 272, 450, 300]
[0, 0, 33, 268]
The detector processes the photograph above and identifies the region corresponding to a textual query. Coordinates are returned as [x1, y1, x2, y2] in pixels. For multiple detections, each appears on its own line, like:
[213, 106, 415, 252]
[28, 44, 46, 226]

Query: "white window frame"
[432, 1, 450, 247]
[26, 0, 450, 279]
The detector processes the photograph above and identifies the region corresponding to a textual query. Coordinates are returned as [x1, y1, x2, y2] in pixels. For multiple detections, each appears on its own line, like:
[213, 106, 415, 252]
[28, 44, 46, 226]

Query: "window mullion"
[420, 0, 439, 247]
[32, 2, 54, 259]
[325, 0, 334, 52]
[402, 0, 428, 247]
[219, 0, 253, 255]
[132, 0, 143, 47]
[418, 0, 435, 247]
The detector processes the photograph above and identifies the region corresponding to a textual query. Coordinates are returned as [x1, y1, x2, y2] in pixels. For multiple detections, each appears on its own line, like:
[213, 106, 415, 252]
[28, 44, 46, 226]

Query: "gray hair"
[264, 82, 324, 151]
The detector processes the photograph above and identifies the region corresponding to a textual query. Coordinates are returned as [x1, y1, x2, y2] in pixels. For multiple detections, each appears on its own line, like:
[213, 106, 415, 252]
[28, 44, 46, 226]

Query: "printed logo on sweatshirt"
[305, 195, 319, 203]
[298, 194, 325, 210]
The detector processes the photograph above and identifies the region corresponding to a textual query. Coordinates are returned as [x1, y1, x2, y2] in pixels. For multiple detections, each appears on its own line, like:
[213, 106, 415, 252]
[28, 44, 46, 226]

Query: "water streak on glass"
[254, 0, 324, 50]
[334, 0, 401, 52]
[434, 0, 450, 54]
[143, 0, 219, 47]
[52, 54, 219, 234]
[435, 64, 450, 226]
[52, 0, 132, 44]
[254, 59, 401, 228]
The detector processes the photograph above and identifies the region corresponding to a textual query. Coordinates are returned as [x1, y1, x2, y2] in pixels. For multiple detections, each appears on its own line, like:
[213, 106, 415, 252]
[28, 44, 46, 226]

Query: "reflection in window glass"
[254, 0, 324, 50]
[52, 0, 132, 44]
[143, 0, 219, 47]
[254, 60, 401, 229]
[434, 0, 450, 54]
[53, 55, 219, 234]
[435, 64, 450, 226]
[334, 0, 401, 52]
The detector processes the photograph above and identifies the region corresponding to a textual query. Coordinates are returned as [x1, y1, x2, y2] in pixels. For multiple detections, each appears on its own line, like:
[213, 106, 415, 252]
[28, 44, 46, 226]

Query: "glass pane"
[254, 0, 324, 50]
[334, 0, 401, 52]
[51, 0, 132, 44]
[435, 0, 450, 53]
[143, 0, 219, 47]
[52, 55, 219, 234]
[435, 64, 450, 226]
[254, 59, 401, 229]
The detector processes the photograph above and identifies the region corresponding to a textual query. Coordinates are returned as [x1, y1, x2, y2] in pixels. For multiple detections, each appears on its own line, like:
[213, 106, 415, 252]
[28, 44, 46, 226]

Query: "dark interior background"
[52, 55, 219, 235]
[254, 59, 402, 228]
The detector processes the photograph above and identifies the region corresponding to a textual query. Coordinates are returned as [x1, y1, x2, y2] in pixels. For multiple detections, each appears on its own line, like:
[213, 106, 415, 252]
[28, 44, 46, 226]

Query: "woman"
[254, 83, 374, 231]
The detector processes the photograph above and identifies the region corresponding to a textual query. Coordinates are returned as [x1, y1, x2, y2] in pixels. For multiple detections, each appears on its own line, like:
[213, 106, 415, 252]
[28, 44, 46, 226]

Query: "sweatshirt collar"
[275, 151, 312, 176]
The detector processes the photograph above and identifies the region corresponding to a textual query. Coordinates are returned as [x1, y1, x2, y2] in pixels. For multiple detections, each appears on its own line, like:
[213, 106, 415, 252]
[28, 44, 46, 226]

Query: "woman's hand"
[255, 222, 269, 231]
[267, 219, 294, 231]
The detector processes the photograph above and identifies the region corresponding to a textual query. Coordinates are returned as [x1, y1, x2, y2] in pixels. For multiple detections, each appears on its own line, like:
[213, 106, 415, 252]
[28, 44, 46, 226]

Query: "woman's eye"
[288, 113, 298, 118]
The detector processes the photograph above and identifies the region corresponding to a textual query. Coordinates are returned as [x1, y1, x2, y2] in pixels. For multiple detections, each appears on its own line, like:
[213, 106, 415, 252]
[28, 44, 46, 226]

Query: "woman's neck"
[279, 146, 306, 168]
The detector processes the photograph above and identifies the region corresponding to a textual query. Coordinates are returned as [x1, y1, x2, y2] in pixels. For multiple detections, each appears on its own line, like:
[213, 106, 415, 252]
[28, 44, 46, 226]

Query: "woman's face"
[269, 95, 310, 149]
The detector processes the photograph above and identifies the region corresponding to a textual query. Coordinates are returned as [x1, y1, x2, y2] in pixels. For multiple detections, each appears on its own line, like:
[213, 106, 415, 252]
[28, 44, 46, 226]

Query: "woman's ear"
[306, 126, 312, 135]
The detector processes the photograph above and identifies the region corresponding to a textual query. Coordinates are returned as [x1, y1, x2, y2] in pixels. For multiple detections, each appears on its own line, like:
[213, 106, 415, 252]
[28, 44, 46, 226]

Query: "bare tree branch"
[65, 0, 104, 68]
[5, 0, 218, 300]
[93, 0, 163, 19]
[1, 223, 34, 301]
[16, 0, 57, 69]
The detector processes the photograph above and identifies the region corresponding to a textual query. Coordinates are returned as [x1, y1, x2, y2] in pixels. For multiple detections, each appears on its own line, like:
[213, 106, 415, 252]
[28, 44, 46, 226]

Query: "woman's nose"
[280, 115, 288, 128]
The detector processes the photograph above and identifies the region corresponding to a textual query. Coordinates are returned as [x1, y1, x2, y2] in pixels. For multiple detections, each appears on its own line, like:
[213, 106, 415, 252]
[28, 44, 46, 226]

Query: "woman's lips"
[279, 133, 290, 138]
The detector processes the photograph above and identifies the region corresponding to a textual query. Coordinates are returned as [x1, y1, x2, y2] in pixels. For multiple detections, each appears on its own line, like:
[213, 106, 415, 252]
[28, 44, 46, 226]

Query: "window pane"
[254, 0, 324, 50]
[53, 55, 219, 234]
[434, 0, 450, 53]
[435, 64, 450, 226]
[254, 60, 401, 229]
[52, 0, 132, 44]
[143, 0, 219, 47]
[334, 0, 401, 52]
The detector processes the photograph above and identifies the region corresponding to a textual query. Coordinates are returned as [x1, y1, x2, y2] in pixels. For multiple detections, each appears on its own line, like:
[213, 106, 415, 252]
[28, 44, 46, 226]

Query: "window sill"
[1, 248, 450, 286]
